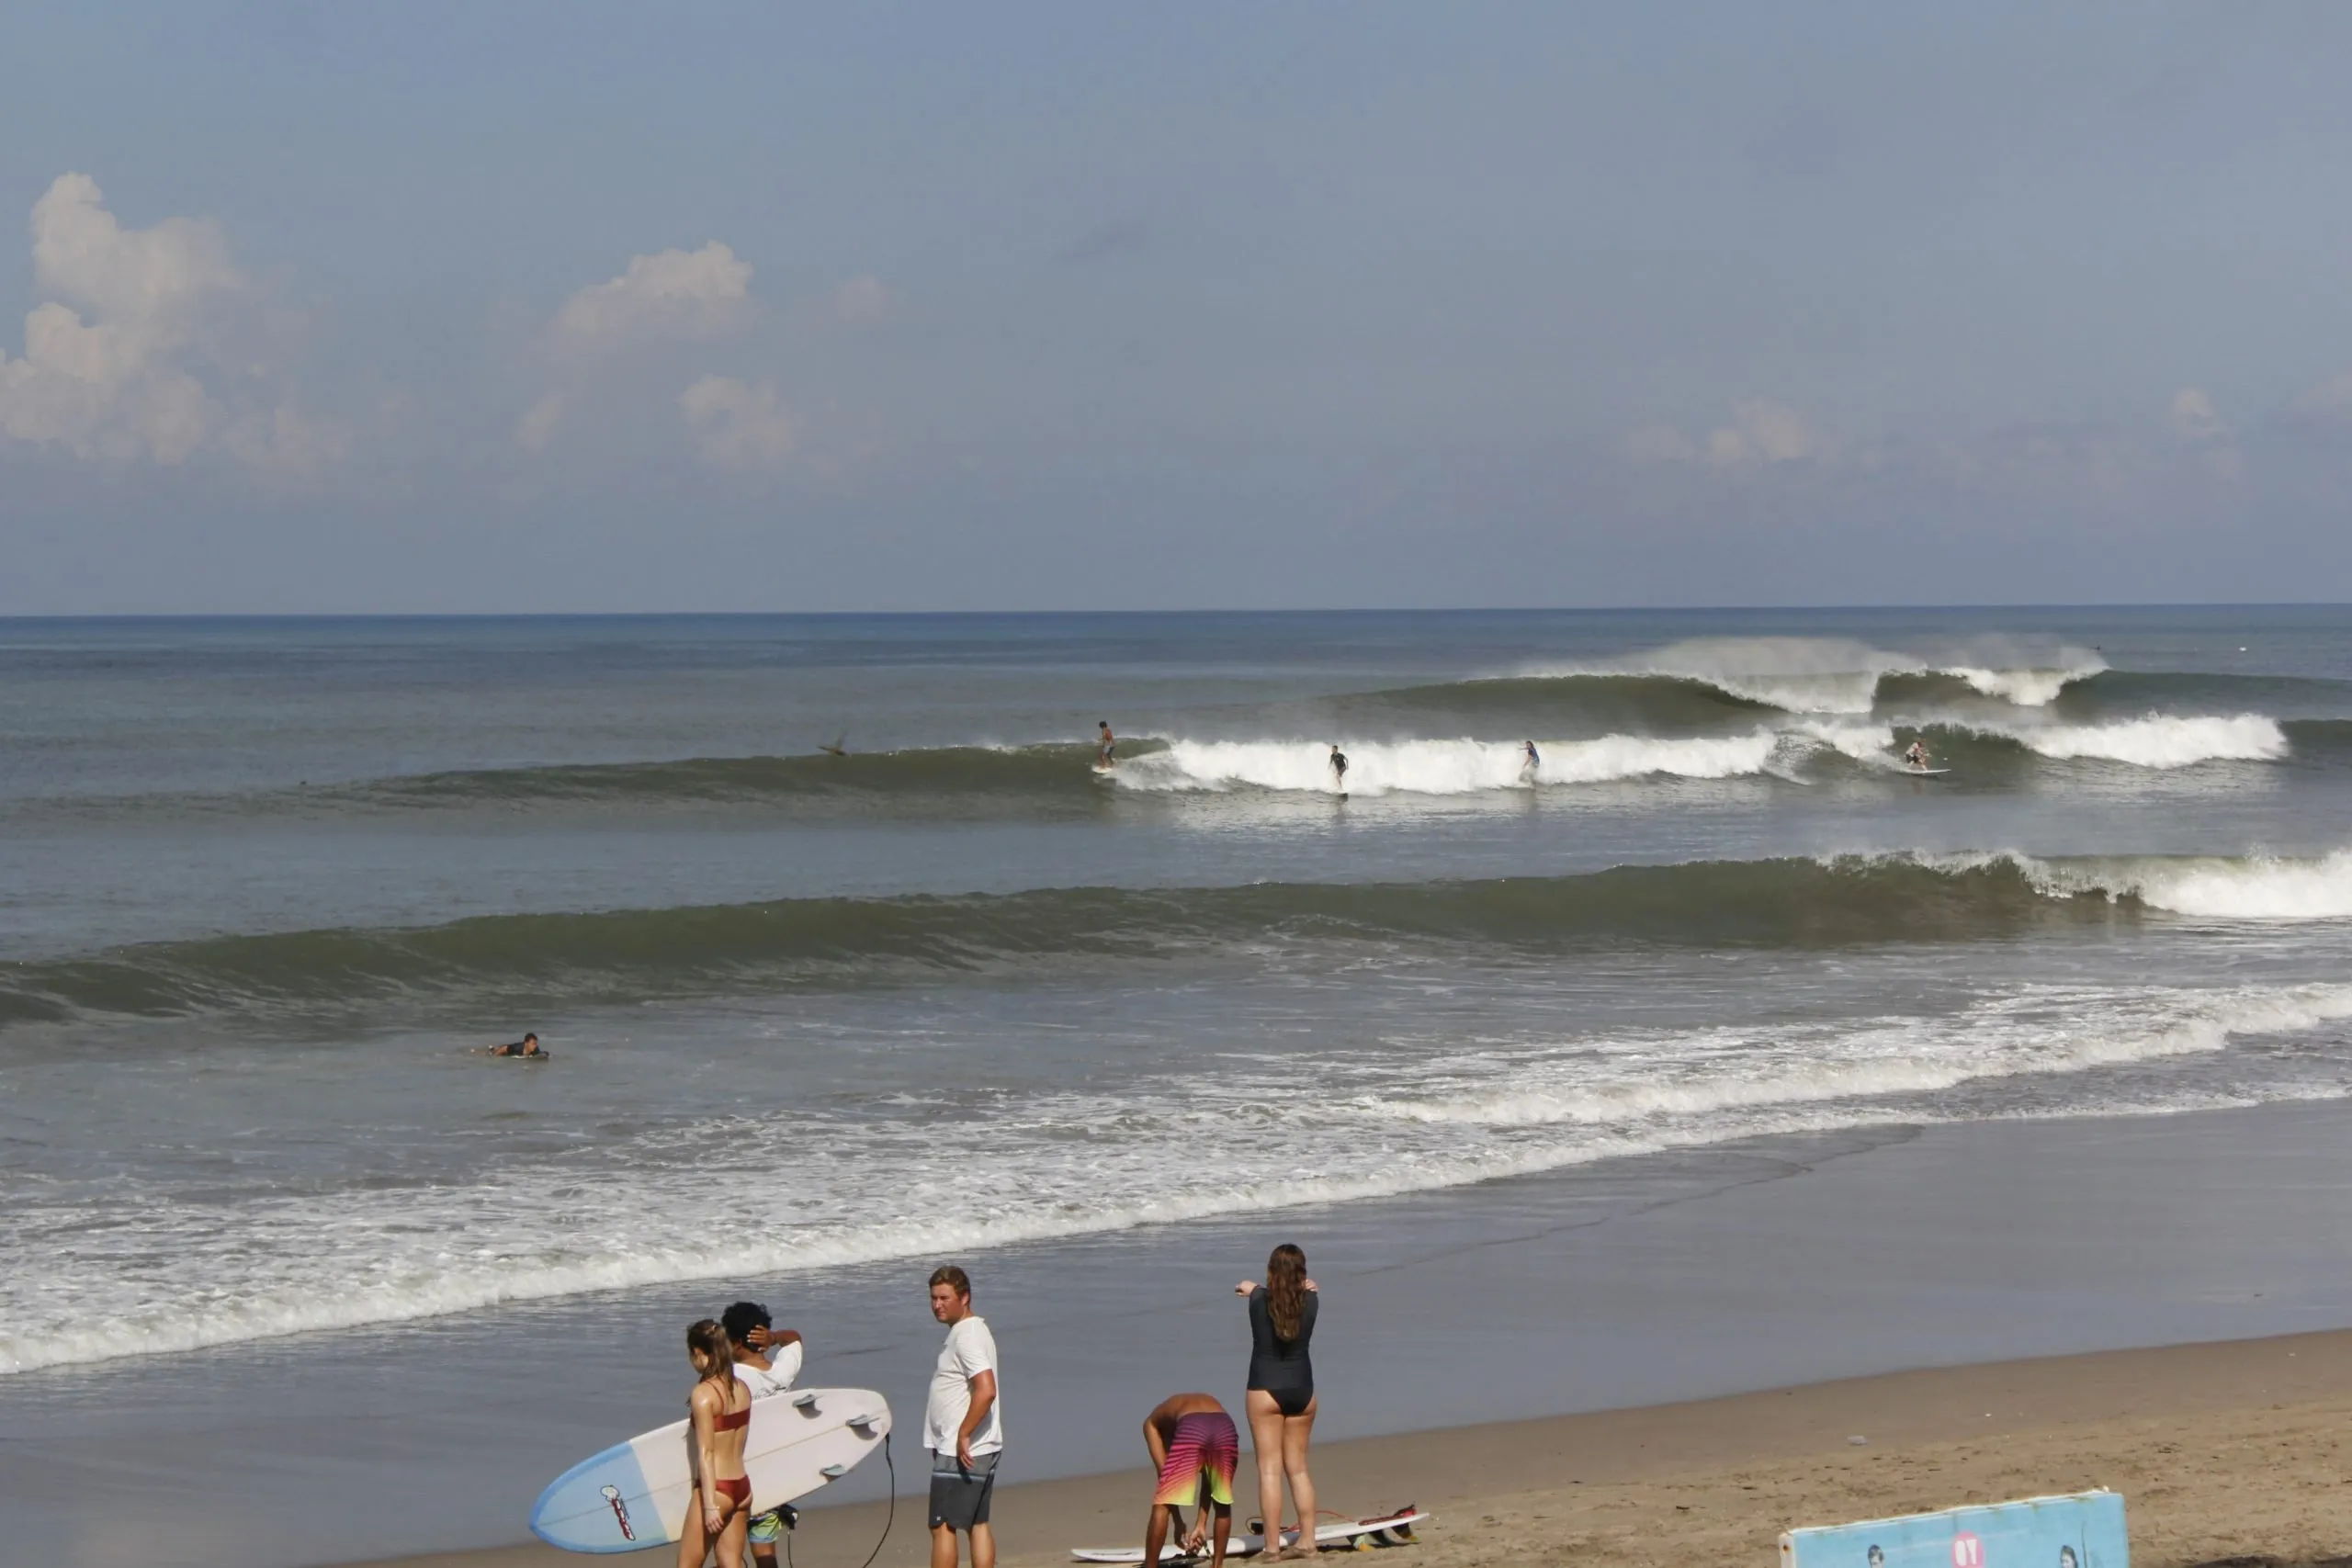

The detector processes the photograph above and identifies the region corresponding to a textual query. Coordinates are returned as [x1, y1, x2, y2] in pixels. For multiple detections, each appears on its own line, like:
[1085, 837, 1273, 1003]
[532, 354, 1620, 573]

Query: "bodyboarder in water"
[475, 1032, 546, 1059]
[1097, 721, 1117, 770]
[1329, 745, 1348, 793]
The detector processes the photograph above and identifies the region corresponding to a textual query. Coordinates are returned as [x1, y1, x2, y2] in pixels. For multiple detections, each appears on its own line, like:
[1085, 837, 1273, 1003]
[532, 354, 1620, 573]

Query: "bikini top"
[716, 1404, 750, 1431]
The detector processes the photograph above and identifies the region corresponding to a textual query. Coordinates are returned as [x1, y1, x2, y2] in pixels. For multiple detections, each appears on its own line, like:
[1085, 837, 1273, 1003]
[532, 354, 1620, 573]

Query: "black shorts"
[929, 1450, 1000, 1530]
[1263, 1386, 1313, 1417]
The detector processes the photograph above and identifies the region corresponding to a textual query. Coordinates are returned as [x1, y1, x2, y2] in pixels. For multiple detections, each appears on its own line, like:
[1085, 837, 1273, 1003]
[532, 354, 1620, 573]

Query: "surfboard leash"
[783, 1430, 893, 1568]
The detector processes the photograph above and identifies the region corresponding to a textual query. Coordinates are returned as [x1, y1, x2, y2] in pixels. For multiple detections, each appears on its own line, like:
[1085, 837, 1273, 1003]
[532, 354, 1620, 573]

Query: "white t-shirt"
[733, 1339, 803, 1398]
[923, 1314, 1002, 1456]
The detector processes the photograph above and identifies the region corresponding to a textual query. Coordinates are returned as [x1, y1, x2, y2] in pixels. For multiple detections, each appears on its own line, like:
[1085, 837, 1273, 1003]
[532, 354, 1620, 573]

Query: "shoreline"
[359, 1326, 2352, 1568]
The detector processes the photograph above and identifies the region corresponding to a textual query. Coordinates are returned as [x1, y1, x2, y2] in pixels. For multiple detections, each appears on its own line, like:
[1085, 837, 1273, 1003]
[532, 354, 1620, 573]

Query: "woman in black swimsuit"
[1236, 1244, 1317, 1559]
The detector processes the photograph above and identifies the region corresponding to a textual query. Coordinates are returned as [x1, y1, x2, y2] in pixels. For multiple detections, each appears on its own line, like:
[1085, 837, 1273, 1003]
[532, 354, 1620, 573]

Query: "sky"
[4, 1, 2352, 612]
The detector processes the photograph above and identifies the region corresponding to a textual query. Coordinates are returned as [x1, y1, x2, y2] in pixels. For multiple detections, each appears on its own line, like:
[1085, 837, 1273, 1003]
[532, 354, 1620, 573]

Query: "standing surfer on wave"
[1522, 739, 1541, 781]
[1097, 721, 1117, 771]
[1905, 739, 1931, 771]
[1328, 745, 1348, 794]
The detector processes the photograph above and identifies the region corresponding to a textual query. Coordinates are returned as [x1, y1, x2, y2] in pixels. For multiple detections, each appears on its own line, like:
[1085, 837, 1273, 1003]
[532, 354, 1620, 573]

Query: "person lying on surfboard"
[475, 1032, 546, 1058]
[1141, 1393, 1238, 1568]
[1905, 740, 1931, 771]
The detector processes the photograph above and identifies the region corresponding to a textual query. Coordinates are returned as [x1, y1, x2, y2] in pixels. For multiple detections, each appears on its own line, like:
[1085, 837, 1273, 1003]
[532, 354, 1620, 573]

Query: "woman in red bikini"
[680, 1317, 754, 1568]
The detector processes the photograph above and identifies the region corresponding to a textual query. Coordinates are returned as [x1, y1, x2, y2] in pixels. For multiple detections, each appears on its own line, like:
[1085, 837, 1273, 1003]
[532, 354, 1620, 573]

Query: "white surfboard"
[1072, 1506, 1429, 1562]
[531, 1387, 891, 1553]
[1902, 767, 1951, 776]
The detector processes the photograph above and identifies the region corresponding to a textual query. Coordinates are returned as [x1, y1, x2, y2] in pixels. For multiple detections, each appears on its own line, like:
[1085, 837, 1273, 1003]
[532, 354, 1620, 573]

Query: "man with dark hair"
[722, 1301, 808, 1568]
[476, 1032, 544, 1058]
[925, 1266, 1001, 1568]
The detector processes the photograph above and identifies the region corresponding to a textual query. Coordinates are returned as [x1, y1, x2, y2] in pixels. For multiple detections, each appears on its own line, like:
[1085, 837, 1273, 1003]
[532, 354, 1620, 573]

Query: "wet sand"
[362, 1328, 2352, 1568]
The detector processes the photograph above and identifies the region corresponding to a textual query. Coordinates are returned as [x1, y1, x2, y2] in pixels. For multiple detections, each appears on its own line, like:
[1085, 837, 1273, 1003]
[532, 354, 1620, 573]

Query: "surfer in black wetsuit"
[476, 1032, 545, 1058]
[1329, 745, 1348, 792]
[1236, 1245, 1319, 1559]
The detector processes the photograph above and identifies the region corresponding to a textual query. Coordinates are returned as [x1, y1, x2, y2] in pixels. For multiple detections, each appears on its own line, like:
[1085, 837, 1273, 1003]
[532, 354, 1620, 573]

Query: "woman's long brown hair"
[1265, 1243, 1307, 1342]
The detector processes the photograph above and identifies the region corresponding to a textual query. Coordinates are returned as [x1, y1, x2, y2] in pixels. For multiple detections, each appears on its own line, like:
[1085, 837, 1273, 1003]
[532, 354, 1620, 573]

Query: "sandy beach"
[364, 1328, 2352, 1568]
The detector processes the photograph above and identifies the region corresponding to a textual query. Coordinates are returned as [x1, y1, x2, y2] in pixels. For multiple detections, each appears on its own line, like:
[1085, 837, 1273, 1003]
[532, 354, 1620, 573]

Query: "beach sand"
[359, 1327, 2352, 1568]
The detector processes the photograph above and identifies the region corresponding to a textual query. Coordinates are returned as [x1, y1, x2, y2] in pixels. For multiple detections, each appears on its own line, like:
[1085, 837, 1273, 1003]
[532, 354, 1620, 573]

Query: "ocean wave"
[1113, 733, 1792, 795]
[1512, 637, 2109, 715]
[0, 856, 2179, 1031]
[2018, 849, 2352, 920]
[1917, 714, 2287, 769]
[9, 975, 2346, 1373]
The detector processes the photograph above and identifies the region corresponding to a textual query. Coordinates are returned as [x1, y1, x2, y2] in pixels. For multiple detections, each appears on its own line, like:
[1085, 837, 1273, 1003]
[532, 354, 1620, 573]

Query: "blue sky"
[5, 2, 2352, 611]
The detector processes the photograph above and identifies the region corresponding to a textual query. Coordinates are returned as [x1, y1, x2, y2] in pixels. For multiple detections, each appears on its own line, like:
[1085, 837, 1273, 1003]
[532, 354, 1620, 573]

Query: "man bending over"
[1141, 1393, 1238, 1567]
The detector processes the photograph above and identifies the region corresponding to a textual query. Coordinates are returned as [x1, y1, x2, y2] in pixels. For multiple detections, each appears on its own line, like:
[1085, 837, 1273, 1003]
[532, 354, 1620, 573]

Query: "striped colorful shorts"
[1153, 1411, 1238, 1507]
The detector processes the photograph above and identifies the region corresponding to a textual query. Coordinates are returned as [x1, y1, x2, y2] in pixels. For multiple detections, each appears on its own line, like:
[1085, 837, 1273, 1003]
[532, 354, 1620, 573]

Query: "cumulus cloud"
[2170, 387, 2228, 443]
[552, 241, 752, 352]
[514, 392, 568, 453]
[679, 375, 795, 468]
[828, 274, 890, 327]
[0, 173, 342, 469]
[1622, 400, 1825, 470]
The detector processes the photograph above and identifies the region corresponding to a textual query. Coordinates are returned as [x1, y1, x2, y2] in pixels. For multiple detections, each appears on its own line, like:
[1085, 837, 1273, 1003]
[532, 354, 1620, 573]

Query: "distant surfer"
[1522, 739, 1541, 780]
[819, 734, 848, 757]
[1328, 745, 1348, 793]
[1097, 721, 1117, 770]
[476, 1032, 545, 1059]
[1905, 740, 1931, 772]
[1139, 1393, 1238, 1568]
[725, 1301, 808, 1564]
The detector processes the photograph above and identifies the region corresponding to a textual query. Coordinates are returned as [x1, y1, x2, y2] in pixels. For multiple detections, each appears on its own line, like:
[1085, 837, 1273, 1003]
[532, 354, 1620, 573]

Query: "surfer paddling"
[474, 1032, 545, 1058]
[1140, 1393, 1239, 1568]
[681, 1318, 754, 1568]
[724, 1302, 808, 1564]
[926, 1266, 1003, 1568]
[1237, 1246, 1319, 1560]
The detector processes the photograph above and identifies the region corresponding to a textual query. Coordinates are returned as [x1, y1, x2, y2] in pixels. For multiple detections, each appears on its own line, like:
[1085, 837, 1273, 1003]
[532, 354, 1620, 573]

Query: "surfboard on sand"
[1071, 1506, 1429, 1562]
[531, 1388, 891, 1553]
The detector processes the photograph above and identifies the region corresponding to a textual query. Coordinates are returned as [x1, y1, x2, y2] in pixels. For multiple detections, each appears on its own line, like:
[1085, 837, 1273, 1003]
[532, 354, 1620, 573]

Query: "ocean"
[8, 606, 2352, 1563]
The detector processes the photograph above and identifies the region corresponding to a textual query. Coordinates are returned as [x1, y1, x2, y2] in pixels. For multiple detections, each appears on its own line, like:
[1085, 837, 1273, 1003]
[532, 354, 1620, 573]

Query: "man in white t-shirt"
[924, 1265, 1001, 1568]
[723, 1300, 808, 1568]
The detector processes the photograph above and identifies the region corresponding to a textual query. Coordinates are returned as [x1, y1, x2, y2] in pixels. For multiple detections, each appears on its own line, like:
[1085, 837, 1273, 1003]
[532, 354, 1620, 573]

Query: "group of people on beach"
[674, 1247, 1322, 1568]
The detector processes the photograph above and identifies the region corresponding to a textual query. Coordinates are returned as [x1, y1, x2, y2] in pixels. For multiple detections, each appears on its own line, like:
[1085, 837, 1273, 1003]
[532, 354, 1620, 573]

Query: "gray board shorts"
[929, 1450, 1001, 1530]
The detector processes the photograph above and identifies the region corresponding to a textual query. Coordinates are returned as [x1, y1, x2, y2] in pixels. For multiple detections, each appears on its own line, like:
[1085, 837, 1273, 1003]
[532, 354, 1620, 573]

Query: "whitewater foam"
[1114, 734, 1788, 795]
[1934, 713, 2288, 769]
[10, 972, 2352, 1374]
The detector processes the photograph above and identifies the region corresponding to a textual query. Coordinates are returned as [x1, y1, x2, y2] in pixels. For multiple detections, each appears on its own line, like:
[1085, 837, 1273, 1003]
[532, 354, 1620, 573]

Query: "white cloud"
[514, 392, 568, 453]
[552, 242, 752, 352]
[2170, 387, 2228, 443]
[828, 274, 890, 327]
[679, 375, 795, 468]
[1622, 400, 1823, 470]
[1706, 400, 1818, 467]
[0, 173, 343, 468]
